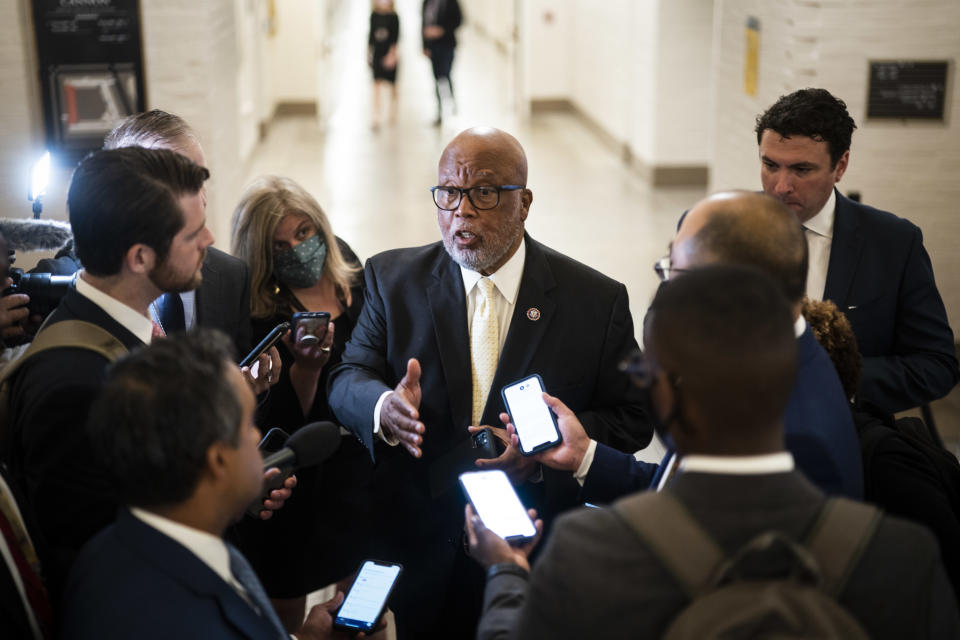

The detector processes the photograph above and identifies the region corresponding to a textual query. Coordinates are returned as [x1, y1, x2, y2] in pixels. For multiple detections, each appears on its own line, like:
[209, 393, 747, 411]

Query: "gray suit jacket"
[195, 247, 252, 355]
[478, 471, 959, 640]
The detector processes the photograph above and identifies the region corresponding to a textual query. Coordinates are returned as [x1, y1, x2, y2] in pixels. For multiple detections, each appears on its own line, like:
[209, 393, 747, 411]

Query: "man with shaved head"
[521, 190, 862, 506]
[328, 127, 649, 637]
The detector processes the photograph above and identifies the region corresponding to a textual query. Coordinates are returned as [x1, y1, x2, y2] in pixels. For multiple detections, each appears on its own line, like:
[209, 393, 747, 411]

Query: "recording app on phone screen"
[336, 561, 401, 629]
[502, 375, 560, 453]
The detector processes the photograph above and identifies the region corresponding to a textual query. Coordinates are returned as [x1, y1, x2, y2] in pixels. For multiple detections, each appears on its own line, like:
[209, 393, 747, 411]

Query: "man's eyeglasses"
[430, 185, 524, 211]
[653, 256, 690, 282]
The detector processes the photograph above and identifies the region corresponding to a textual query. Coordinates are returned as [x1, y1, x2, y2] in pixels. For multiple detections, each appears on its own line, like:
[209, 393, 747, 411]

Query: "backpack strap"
[613, 492, 724, 597]
[804, 497, 882, 597]
[0, 321, 128, 450]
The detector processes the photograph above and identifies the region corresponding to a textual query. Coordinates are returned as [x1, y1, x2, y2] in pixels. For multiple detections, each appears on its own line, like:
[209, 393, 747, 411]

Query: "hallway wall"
[711, 0, 960, 329]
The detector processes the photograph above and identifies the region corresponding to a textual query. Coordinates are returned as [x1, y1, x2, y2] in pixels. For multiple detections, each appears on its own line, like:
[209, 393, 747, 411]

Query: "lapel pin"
[526, 307, 541, 321]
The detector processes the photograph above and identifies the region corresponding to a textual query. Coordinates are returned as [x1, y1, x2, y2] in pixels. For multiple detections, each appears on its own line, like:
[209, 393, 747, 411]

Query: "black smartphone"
[239, 321, 290, 368]
[246, 428, 291, 518]
[333, 560, 403, 633]
[291, 311, 330, 347]
[500, 374, 562, 456]
[258, 427, 289, 453]
[459, 469, 537, 544]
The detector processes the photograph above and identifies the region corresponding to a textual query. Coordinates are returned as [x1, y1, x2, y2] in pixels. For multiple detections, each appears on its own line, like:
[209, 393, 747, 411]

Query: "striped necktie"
[471, 277, 499, 426]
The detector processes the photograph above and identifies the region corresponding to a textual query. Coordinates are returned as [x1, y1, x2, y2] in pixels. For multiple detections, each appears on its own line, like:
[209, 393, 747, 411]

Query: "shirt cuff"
[373, 390, 399, 446]
[572, 439, 598, 487]
[486, 562, 529, 582]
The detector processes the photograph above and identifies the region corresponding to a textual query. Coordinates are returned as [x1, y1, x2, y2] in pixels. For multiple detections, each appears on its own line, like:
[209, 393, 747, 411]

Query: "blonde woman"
[231, 176, 374, 630]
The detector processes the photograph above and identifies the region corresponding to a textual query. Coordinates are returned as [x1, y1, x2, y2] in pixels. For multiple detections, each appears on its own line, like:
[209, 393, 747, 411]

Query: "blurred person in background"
[422, 0, 461, 126]
[369, 0, 400, 129]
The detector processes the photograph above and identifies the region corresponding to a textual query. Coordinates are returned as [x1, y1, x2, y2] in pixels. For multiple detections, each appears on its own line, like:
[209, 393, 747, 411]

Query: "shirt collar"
[130, 507, 233, 585]
[680, 452, 795, 475]
[75, 273, 153, 345]
[803, 188, 836, 239]
[794, 315, 807, 339]
[459, 237, 526, 305]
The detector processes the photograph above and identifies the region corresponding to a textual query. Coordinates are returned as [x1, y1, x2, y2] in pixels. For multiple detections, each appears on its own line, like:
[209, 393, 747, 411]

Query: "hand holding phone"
[459, 470, 537, 543]
[240, 321, 290, 368]
[500, 374, 562, 456]
[291, 311, 330, 346]
[333, 560, 402, 633]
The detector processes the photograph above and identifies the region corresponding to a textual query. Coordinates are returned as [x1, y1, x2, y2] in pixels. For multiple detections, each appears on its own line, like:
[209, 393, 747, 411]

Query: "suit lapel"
[484, 237, 557, 425]
[823, 190, 864, 307]
[194, 258, 218, 327]
[426, 253, 473, 430]
[116, 510, 276, 640]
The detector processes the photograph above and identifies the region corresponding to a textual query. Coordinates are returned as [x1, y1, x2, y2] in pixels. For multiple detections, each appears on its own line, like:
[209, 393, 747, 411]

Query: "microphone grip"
[246, 450, 297, 518]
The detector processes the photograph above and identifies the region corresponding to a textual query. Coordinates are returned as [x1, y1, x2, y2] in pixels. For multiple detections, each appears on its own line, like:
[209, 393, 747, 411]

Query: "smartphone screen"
[460, 470, 537, 542]
[501, 374, 562, 455]
[334, 561, 402, 631]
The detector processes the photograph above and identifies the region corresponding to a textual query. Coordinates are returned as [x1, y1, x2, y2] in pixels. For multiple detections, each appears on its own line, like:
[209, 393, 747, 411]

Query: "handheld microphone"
[247, 421, 341, 517]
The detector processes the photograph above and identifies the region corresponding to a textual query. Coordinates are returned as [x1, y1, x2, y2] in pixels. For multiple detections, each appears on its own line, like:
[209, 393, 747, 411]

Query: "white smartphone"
[459, 469, 537, 544]
[500, 374, 562, 456]
[333, 560, 402, 633]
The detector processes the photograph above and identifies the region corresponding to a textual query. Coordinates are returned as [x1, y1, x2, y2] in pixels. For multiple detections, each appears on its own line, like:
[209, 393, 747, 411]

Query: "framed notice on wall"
[31, 0, 146, 159]
[866, 60, 950, 121]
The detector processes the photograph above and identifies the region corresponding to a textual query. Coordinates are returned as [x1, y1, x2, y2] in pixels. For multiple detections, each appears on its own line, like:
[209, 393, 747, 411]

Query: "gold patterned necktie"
[471, 277, 500, 426]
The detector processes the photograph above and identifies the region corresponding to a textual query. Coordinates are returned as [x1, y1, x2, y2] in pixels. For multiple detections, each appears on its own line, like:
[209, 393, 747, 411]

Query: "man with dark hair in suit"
[514, 190, 862, 502]
[755, 88, 958, 413]
[62, 330, 358, 640]
[1, 148, 290, 603]
[468, 265, 959, 640]
[327, 127, 649, 637]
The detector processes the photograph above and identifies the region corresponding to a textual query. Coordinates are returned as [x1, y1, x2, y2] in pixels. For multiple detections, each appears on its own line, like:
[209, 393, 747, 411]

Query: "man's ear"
[832, 149, 850, 183]
[520, 188, 532, 221]
[125, 243, 156, 275]
[205, 442, 230, 482]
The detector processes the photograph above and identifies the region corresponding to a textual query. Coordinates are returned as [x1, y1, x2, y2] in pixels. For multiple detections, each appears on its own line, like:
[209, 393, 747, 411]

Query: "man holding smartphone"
[328, 127, 650, 637]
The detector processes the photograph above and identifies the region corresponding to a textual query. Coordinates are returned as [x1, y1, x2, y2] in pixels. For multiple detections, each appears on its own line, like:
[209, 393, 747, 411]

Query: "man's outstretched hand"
[380, 358, 425, 458]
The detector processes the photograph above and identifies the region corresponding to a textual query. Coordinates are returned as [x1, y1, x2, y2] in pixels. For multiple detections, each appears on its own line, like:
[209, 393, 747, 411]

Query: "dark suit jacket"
[581, 325, 863, 503]
[196, 247, 253, 355]
[2, 289, 144, 601]
[826, 191, 958, 413]
[327, 235, 649, 632]
[62, 509, 281, 639]
[478, 471, 960, 640]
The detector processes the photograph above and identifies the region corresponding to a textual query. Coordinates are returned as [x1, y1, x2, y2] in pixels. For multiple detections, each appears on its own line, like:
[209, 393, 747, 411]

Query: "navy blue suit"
[582, 324, 863, 503]
[826, 191, 958, 413]
[62, 510, 282, 639]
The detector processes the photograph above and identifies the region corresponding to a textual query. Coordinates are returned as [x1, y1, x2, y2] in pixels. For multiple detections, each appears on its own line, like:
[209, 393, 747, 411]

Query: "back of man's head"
[684, 191, 808, 304]
[646, 265, 797, 451]
[755, 88, 857, 167]
[87, 329, 241, 508]
[104, 109, 197, 153]
[68, 147, 209, 277]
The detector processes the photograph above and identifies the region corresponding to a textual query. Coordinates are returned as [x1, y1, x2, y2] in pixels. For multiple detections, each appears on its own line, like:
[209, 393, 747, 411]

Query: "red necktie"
[151, 320, 166, 341]
[0, 507, 52, 638]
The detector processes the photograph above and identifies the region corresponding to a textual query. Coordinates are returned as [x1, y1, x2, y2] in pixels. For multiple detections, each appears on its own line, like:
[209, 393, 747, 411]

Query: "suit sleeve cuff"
[486, 562, 529, 582]
[373, 390, 400, 446]
[573, 439, 598, 487]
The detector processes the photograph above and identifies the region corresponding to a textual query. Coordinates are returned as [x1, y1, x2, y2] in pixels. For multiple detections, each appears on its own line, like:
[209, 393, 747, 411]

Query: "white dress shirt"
[373, 241, 527, 442]
[75, 274, 153, 345]
[802, 189, 836, 302]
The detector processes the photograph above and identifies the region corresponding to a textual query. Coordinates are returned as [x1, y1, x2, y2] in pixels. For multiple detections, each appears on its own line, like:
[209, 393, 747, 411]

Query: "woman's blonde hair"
[231, 176, 359, 318]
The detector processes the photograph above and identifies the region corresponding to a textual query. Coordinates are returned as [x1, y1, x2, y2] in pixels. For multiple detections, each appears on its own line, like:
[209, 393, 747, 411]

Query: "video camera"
[3, 267, 74, 317]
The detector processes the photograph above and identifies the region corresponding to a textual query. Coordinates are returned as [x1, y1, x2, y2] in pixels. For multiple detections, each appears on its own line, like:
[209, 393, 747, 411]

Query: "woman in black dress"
[230, 176, 374, 630]
[369, 0, 399, 128]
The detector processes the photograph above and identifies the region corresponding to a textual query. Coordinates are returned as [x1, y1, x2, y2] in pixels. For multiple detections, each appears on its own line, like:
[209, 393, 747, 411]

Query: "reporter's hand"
[464, 503, 542, 572]
[257, 470, 297, 520]
[0, 278, 29, 339]
[242, 345, 282, 395]
[294, 591, 384, 639]
[283, 321, 335, 372]
[513, 393, 591, 472]
[380, 358, 424, 458]
[470, 423, 538, 484]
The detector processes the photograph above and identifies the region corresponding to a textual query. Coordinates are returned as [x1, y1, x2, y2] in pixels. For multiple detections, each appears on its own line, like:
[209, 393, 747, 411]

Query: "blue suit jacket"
[826, 191, 958, 413]
[582, 325, 863, 503]
[61, 510, 281, 640]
